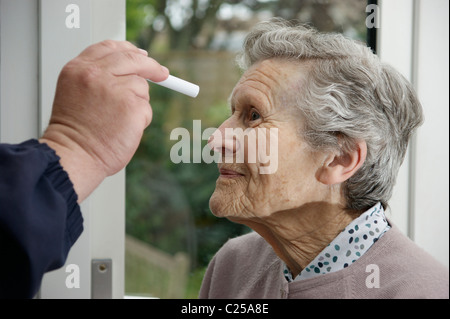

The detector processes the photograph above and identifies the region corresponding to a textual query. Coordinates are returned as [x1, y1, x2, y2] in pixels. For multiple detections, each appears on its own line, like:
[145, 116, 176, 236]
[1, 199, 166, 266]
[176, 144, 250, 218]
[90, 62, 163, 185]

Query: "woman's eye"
[250, 110, 261, 121]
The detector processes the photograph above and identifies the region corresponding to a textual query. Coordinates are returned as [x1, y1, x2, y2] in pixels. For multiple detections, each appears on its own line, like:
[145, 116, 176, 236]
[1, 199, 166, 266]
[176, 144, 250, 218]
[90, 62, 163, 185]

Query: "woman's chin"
[209, 186, 244, 219]
[209, 190, 228, 218]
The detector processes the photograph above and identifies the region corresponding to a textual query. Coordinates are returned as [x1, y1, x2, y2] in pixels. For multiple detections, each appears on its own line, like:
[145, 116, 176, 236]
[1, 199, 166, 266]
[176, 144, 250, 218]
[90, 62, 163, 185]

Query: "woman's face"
[209, 59, 329, 221]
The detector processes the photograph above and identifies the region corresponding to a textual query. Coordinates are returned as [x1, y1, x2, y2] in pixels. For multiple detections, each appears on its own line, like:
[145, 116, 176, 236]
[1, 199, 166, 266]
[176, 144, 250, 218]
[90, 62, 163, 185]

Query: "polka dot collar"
[284, 202, 390, 282]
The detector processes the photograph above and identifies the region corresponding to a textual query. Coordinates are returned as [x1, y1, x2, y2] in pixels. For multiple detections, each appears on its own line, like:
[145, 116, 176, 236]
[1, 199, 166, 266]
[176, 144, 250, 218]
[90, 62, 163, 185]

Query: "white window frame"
[379, 0, 449, 267]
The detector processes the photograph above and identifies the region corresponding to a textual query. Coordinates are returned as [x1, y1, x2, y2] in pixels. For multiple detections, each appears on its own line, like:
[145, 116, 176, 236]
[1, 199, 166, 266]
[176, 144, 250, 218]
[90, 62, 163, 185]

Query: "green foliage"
[126, 0, 155, 42]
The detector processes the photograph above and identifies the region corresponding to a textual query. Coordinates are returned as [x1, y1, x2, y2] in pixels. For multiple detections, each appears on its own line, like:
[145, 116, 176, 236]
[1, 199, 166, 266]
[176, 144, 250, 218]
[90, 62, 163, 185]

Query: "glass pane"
[125, 0, 368, 298]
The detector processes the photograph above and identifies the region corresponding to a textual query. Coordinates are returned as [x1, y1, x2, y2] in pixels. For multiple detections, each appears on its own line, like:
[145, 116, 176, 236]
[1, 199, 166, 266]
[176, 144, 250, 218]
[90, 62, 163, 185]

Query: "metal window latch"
[91, 259, 112, 299]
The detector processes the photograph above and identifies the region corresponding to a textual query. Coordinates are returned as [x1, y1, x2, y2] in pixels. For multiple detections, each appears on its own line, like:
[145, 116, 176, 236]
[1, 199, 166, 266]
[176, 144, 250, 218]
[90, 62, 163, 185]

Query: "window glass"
[125, 0, 369, 298]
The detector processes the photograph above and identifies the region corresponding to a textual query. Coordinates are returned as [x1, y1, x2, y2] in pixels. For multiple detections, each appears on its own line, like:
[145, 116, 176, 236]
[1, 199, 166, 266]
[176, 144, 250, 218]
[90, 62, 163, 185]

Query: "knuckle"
[138, 78, 150, 97]
[137, 99, 152, 127]
[144, 105, 153, 127]
[99, 39, 117, 50]
[80, 63, 102, 85]
[59, 59, 82, 83]
[101, 39, 136, 51]
[124, 40, 137, 50]
[122, 51, 144, 66]
[122, 91, 138, 107]
[59, 61, 75, 78]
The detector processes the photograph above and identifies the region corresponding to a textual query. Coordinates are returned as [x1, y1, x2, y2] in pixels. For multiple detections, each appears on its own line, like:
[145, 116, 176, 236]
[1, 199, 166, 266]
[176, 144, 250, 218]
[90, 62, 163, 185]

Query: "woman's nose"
[207, 124, 240, 156]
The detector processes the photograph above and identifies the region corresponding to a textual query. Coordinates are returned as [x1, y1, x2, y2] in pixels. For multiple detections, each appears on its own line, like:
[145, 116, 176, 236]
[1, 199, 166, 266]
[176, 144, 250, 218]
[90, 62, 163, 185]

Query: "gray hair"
[238, 18, 424, 211]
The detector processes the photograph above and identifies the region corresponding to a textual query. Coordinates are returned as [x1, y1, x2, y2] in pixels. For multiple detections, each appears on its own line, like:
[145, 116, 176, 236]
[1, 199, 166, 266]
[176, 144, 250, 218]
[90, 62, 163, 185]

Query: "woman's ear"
[316, 140, 367, 185]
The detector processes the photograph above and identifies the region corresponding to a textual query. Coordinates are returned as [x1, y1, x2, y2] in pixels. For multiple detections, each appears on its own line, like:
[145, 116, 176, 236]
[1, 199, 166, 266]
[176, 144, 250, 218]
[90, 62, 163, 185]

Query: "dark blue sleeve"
[0, 139, 83, 298]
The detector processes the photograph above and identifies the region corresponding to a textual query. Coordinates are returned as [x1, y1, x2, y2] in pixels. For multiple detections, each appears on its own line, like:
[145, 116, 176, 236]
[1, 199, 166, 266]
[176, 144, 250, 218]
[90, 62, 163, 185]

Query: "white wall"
[379, 0, 449, 267]
[412, 0, 449, 267]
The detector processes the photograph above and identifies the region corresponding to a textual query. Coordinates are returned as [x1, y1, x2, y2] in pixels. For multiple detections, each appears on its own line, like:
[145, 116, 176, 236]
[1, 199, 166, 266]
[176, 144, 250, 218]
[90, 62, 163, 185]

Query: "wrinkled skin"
[209, 59, 339, 220]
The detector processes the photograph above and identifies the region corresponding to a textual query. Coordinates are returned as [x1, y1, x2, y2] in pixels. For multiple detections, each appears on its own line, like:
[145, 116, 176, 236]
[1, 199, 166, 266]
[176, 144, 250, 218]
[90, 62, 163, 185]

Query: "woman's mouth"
[219, 168, 245, 179]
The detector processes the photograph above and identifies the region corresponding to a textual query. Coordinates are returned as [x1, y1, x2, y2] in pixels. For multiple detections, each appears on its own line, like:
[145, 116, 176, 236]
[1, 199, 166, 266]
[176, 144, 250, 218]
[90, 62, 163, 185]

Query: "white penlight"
[148, 75, 200, 98]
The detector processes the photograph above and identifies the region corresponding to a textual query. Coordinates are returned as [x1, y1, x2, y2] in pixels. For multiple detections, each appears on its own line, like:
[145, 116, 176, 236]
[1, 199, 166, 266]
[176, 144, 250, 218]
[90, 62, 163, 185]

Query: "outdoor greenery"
[125, 0, 367, 298]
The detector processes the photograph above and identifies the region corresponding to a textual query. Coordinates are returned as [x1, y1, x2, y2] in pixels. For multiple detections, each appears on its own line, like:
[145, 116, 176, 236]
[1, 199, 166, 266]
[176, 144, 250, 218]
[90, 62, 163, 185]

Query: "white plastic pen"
[148, 75, 200, 98]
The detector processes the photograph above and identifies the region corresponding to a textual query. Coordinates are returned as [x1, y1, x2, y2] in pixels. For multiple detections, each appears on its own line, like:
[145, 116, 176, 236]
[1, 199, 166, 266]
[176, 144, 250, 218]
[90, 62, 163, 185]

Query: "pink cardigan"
[199, 224, 449, 299]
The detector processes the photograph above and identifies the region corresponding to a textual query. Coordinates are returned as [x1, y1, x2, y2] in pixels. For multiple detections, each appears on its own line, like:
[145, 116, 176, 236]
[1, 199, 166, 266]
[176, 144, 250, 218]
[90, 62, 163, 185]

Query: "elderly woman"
[199, 19, 448, 299]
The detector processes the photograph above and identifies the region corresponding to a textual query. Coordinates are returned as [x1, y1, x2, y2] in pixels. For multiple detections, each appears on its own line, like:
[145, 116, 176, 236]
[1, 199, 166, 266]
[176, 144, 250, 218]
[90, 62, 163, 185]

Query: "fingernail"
[138, 48, 148, 56]
[161, 66, 169, 75]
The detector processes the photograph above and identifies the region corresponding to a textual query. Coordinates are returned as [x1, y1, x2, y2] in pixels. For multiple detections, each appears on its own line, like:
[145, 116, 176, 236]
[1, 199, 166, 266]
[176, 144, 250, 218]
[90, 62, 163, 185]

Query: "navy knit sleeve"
[0, 139, 83, 298]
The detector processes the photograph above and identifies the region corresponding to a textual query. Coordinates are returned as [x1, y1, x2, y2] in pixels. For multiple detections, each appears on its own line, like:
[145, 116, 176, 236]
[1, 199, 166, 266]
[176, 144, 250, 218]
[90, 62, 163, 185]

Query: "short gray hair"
[238, 18, 424, 211]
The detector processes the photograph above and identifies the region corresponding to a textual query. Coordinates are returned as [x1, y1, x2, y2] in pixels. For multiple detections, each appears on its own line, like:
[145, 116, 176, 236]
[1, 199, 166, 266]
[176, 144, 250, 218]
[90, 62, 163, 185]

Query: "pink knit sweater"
[199, 224, 449, 299]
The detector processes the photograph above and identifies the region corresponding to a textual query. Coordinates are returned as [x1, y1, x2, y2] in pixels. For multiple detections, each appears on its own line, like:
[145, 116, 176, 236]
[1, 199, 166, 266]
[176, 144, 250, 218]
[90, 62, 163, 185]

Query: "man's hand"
[40, 40, 169, 202]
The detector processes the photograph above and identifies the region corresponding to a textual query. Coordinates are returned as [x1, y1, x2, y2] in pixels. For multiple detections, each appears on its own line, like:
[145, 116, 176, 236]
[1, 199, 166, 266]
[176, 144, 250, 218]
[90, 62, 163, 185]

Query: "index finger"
[99, 50, 169, 82]
[78, 40, 146, 61]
